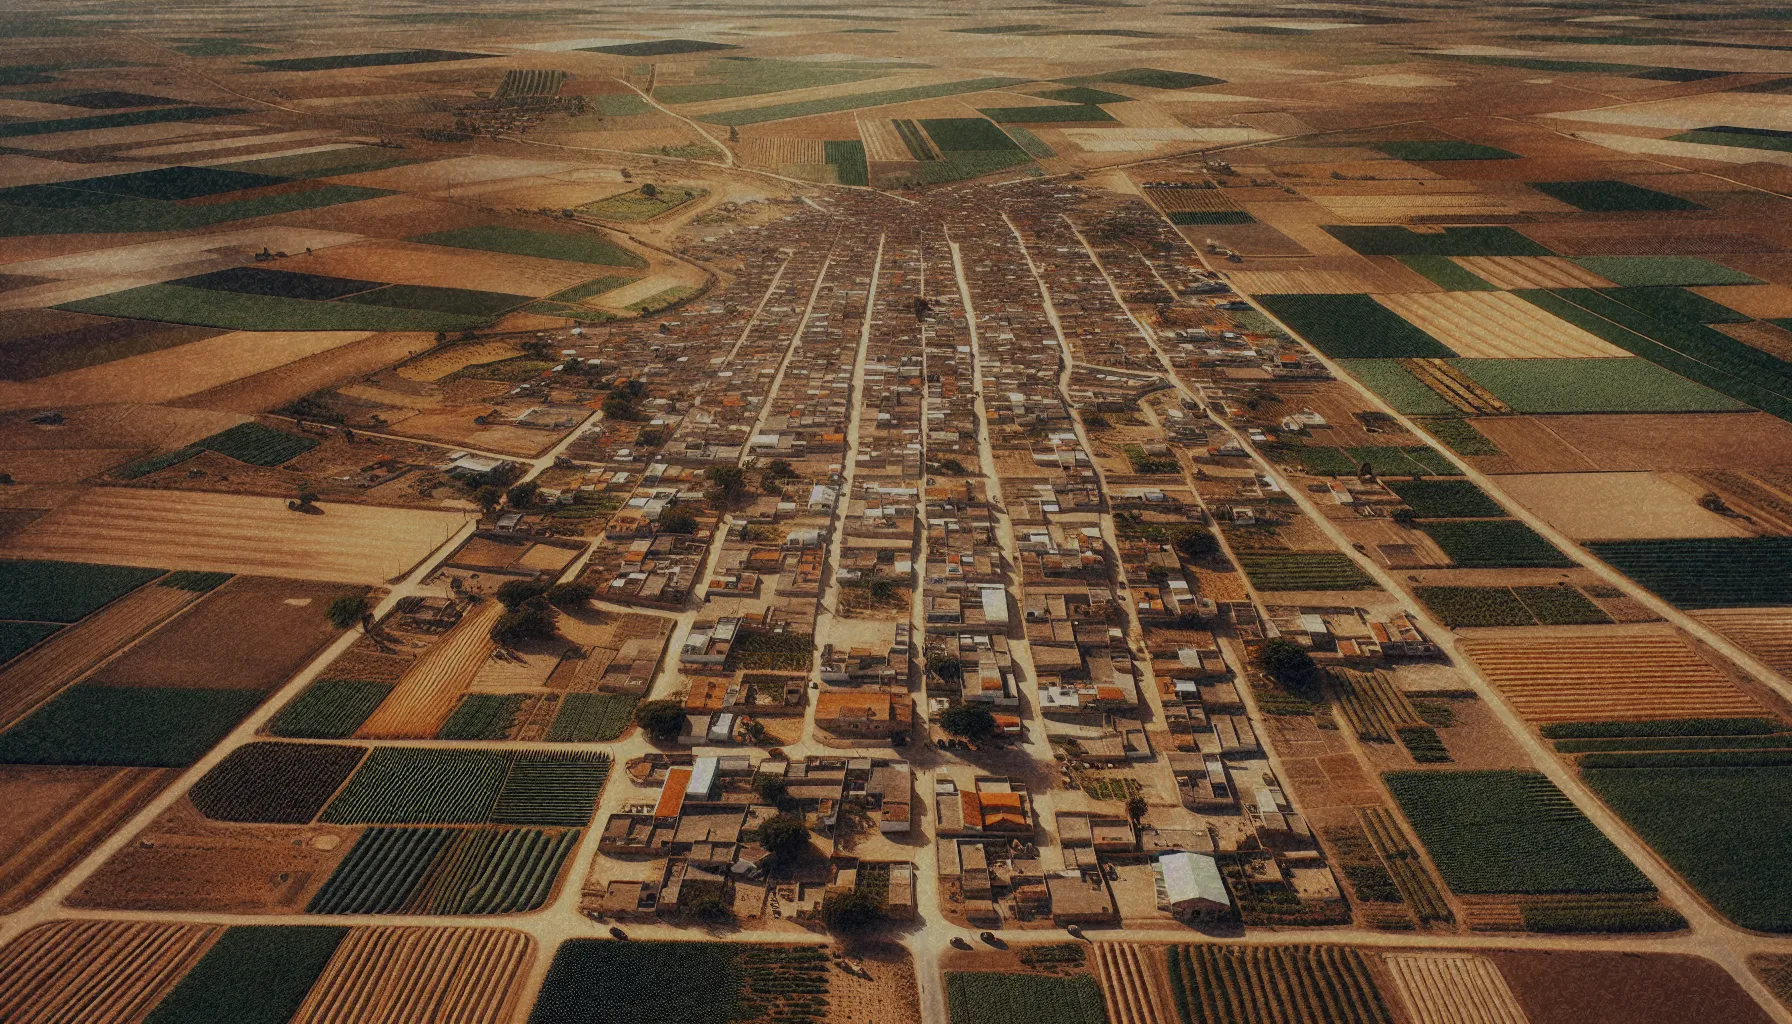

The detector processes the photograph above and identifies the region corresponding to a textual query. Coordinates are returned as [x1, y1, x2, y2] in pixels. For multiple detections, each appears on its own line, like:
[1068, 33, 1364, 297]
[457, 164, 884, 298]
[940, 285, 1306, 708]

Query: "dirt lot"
[1496, 472, 1754, 541]
[171, 332, 436, 414]
[827, 942, 921, 1024]
[92, 576, 363, 690]
[1472, 414, 1792, 475]
[0, 764, 179, 913]
[1489, 950, 1773, 1024]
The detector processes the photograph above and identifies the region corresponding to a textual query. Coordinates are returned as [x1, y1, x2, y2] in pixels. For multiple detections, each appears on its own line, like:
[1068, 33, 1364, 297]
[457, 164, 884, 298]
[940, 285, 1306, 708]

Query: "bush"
[821, 889, 882, 933]
[659, 508, 698, 535]
[326, 595, 367, 630]
[1173, 526, 1219, 561]
[634, 699, 686, 742]
[940, 703, 997, 741]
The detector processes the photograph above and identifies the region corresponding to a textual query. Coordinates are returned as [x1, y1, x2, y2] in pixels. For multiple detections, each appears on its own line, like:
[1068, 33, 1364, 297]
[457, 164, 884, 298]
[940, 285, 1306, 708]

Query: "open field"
[0, 919, 218, 1024]
[1258, 294, 1454, 359]
[1497, 472, 1753, 541]
[1163, 945, 1393, 1024]
[0, 488, 466, 584]
[1372, 292, 1626, 359]
[1587, 537, 1792, 609]
[530, 941, 839, 1024]
[1383, 953, 1529, 1024]
[357, 599, 501, 739]
[1692, 608, 1792, 679]
[1459, 634, 1766, 724]
[0, 764, 179, 912]
[1451, 358, 1750, 415]
[290, 926, 532, 1024]
[948, 972, 1107, 1024]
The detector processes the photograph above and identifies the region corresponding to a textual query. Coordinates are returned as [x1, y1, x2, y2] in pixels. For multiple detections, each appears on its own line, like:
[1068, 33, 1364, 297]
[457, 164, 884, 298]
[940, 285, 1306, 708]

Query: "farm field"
[1257, 294, 1455, 359]
[1496, 472, 1752, 541]
[947, 971, 1108, 1024]
[1384, 770, 1654, 895]
[1383, 953, 1530, 1024]
[1416, 585, 1610, 627]
[1416, 520, 1575, 568]
[1451, 357, 1749, 415]
[529, 941, 839, 1024]
[1587, 537, 1792, 608]
[0, 488, 467, 584]
[1162, 945, 1394, 1024]
[408, 226, 647, 270]
[1385, 479, 1506, 519]
[1371, 292, 1627, 359]
[1460, 634, 1767, 724]
[1692, 608, 1792, 679]
[1235, 552, 1378, 592]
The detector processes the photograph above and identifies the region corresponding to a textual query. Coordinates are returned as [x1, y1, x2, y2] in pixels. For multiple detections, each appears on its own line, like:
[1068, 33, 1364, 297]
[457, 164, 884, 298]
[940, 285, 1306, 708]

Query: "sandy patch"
[1543, 94, 1792, 132]
[1569, 131, 1792, 168]
[1496, 471, 1753, 541]
[1349, 74, 1457, 88]
[0, 448, 139, 484]
[118, 130, 342, 158]
[395, 341, 524, 382]
[170, 332, 434, 415]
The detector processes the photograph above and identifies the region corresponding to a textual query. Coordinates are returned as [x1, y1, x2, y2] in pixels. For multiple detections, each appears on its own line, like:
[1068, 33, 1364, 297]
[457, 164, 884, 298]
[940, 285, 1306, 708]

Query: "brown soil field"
[1496, 472, 1753, 541]
[357, 598, 501, 738]
[291, 926, 534, 1024]
[0, 765, 180, 913]
[0, 582, 199, 728]
[1695, 284, 1792, 319]
[1691, 607, 1792, 682]
[384, 408, 569, 458]
[1093, 942, 1175, 1024]
[1372, 292, 1626, 360]
[1451, 257, 1615, 290]
[1713, 321, 1792, 363]
[0, 403, 245, 453]
[1471, 414, 1792, 475]
[92, 576, 363, 691]
[1459, 633, 1769, 724]
[278, 240, 599, 297]
[0, 488, 468, 584]
[0, 331, 375, 412]
[821, 941, 921, 1024]
[395, 342, 524, 382]
[1382, 952, 1529, 1024]
[1261, 714, 1385, 812]
[1341, 519, 1451, 569]
[1515, 224, 1782, 257]
[70, 807, 354, 913]
[1488, 950, 1773, 1024]
[171, 332, 436, 415]
[332, 156, 583, 193]
[0, 919, 218, 1024]
[0, 448, 139, 484]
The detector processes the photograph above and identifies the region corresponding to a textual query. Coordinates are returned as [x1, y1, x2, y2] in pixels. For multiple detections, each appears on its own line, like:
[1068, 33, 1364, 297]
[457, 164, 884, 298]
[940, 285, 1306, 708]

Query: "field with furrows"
[188, 741, 366, 823]
[1450, 257, 1614, 290]
[306, 826, 580, 915]
[321, 748, 510, 824]
[1372, 292, 1627, 360]
[1164, 945, 1394, 1024]
[1692, 607, 1792, 678]
[355, 600, 501, 739]
[1398, 360, 1510, 414]
[1459, 635, 1765, 724]
[0, 919, 217, 1024]
[1359, 807, 1454, 924]
[1332, 669, 1426, 743]
[271, 680, 396, 739]
[489, 751, 612, 826]
[0, 766, 178, 913]
[291, 926, 533, 1024]
[0, 582, 197, 729]
[1094, 943, 1173, 1024]
[1382, 953, 1529, 1024]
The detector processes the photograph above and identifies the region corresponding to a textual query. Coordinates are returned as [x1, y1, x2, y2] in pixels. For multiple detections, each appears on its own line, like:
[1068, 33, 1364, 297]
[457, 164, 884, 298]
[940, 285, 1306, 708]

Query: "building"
[814, 687, 913, 742]
[1155, 851, 1231, 921]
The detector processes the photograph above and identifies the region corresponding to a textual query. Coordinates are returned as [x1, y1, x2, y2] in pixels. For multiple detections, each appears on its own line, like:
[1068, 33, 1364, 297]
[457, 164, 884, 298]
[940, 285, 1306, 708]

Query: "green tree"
[756, 812, 811, 863]
[634, 698, 686, 742]
[495, 579, 551, 610]
[1126, 795, 1148, 851]
[545, 580, 595, 610]
[927, 654, 963, 684]
[1173, 526, 1220, 561]
[707, 465, 747, 503]
[940, 703, 997, 742]
[659, 507, 698, 534]
[490, 595, 557, 645]
[820, 889, 881, 934]
[1258, 638, 1321, 699]
[476, 485, 503, 513]
[507, 480, 540, 508]
[753, 773, 789, 807]
[327, 595, 367, 630]
[686, 894, 731, 924]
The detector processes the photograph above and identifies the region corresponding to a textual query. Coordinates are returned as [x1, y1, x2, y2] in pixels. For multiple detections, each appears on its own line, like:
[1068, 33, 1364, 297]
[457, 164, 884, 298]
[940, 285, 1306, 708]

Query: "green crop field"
[1386, 478, 1506, 518]
[1237, 553, 1378, 591]
[1398, 256, 1496, 291]
[307, 825, 578, 914]
[58, 284, 479, 331]
[0, 622, 60, 665]
[547, 692, 638, 741]
[577, 184, 705, 222]
[1376, 140, 1518, 160]
[1603, 286, 1752, 325]
[1513, 585, 1613, 624]
[1587, 537, 1792, 608]
[1544, 718, 1784, 741]
[548, 277, 639, 303]
[1568, 256, 1762, 287]
[65, 165, 287, 201]
[1257, 294, 1455, 359]
[436, 693, 525, 740]
[530, 941, 833, 1024]
[1451, 355, 1748, 414]
[252, 49, 492, 72]
[304, 826, 453, 913]
[893, 118, 937, 159]
[979, 104, 1116, 123]
[1415, 586, 1537, 627]
[188, 741, 366, 823]
[142, 926, 347, 1024]
[409, 225, 647, 268]
[0, 684, 262, 766]
[1169, 210, 1254, 224]
[627, 285, 702, 313]
[1386, 770, 1654, 895]
[1667, 126, 1792, 154]
[1004, 126, 1056, 159]
[194, 422, 317, 466]
[269, 679, 392, 739]
[920, 117, 1024, 152]
[1058, 68, 1225, 89]
[1323, 226, 1552, 257]
[585, 39, 740, 57]
[342, 284, 531, 316]
[825, 140, 869, 185]
[1584, 763, 1792, 931]
[1343, 445, 1460, 477]
[0, 184, 392, 237]
[0, 104, 245, 139]
[1419, 520, 1574, 567]
[490, 751, 612, 826]
[1164, 945, 1394, 1024]
[1335, 359, 1462, 416]
[173, 266, 381, 300]
[0, 559, 163, 622]
[1033, 86, 1132, 105]
[1530, 179, 1704, 212]
[947, 973, 1107, 1024]
[321, 747, 510, 823]
[697, 77, 1030, 126]
[1416, 418, 1502, 456]
[1267, 443, 1360, 476]
[655, 57, 897, 105]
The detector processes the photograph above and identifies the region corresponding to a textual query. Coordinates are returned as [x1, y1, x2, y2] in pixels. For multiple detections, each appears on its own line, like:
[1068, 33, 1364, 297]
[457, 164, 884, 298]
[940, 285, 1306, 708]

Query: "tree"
[506, 480, 540, 509]
[1258, 638, 1321, 700]
[686, 894, 732, 924]
[927, 654, 963, 684]
[635, 698, 686, 742]
[756, 813, 810, 863]
[940, 703, 997, 742]
[495, 579, 551, 610]
[937, 458, 967, 476]
[658, 507, 698, 535]
[640, 182, 659, 197]
[476, 485, 503, 513]
[491, 595, 557, 645]
[545, 580, 595, 610]
[820, 889, 881, 934]
[327, 595, 367, 630]
[753, 773, 788, 807]
[707, 465, 747, 503]
[1173, 526, 1220, 561]
[1126, 795, 1148, 851]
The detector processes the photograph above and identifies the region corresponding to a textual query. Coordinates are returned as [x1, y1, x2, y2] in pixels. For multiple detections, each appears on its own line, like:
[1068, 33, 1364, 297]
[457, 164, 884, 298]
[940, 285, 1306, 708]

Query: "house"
[1046, 872, 1120, 926]
[814, 687, 913, 742]
[1154, 851, 1231, 921]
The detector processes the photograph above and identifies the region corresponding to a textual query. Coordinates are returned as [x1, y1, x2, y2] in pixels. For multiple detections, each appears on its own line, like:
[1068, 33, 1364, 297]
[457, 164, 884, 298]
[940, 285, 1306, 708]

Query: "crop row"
[1164, 944, 1394, 1024]
[189, 741, 367, 823]
[1587, 537, 1792, 609]
[1236, 553, 1378, 592]
[306, 826, 577, 915]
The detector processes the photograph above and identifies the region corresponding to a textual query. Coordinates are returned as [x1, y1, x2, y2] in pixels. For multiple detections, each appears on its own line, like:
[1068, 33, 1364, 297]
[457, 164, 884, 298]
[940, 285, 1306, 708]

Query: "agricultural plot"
[1058, 68, 1224, 89]
[656, 57, 896, 104]
[948, 972, 1107, 1024]
[546, 692, 637, 741]
[1587, 537, 1792, 608]
[408, 226, 647, 270]
[0, 920, 218, 1024]
[437, 693, 525, 740]
[980, 105, 1116, 123]
[1372, 292, 1628, 359]
[1584, 762, 1792, 931]
[1385, 770, 1653, 895]
[1385, 479, 1506, 518]
[1415, 586, 1539, 627]
[1375, 141, 1518, 161]
[0, 623, 59, 666]
[1, 184, 393, 237]
[490, 752, 612, 826]
[530, 941, 834, 1024]
[1450, 357, 1747, 415]
[170, 267, 381, 300]
[190, 422, 317, 466]
[0, 559, 163, 622]
[188, 742, 366, 823]
[585, 39, 738, 56]
[1497, 472, 1749, 542]
[218, 146, 414, 179]
[251, 50, 493, 71]
[307, 825, 579, 915]
[1528, 180, 1703, 212]
[0, 105, 246, 140]
[1257, 294, 1455, 359]
[578, 185, 705, 222]
[1163, 945, 1394, 1024]
[290, 925, 532, 1024]
[1461, 634, 1767, 724]
[1398, 256, 1497, 292]
[321, 747, 509, 824]
[496, 69, 567, 99]
[58, 284, 479, 333]
[825, 140, 869, 186]
[1384, 954, 1530, 1024]
[341, 284, 531, 317]
[143, 925, 347, 1024]
[1418, 520, 1574, 568]
[271, 679, 394, 738]
[1666, 125, 1792, 153]
[696, 77, 1030, 127]
[1602, 286, 1753, 326]
[1335, 360, 1462, 416]
[1034, 87, 1132, 105]
[1568, 257, 1762, 288]
[1323, 227, 1552, 258]
[0, 684, 262, 767]
[1418, 418, 1502, 456]
[1236, 553, 1378, 591]
[1343, 445, 1459, 477]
